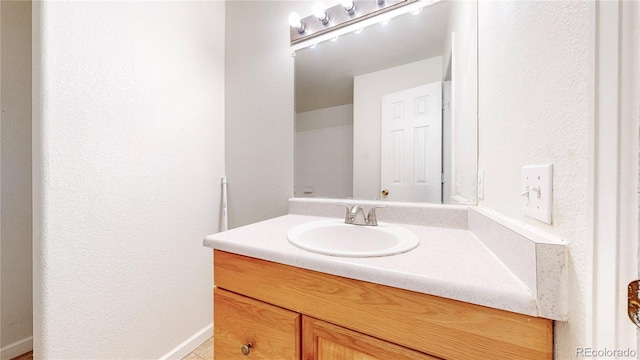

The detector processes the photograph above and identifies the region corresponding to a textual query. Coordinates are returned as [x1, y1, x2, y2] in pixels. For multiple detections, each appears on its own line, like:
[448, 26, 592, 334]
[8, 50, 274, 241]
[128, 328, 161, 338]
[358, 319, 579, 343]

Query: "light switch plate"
[521, 164, 553, 224]
[477, 170, 485, 200]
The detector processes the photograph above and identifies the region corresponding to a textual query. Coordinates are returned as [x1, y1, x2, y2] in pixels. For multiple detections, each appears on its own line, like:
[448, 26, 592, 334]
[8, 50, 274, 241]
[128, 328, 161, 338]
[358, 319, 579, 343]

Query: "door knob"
[241, 342, 253, 355]
[381, 189, 389, 196]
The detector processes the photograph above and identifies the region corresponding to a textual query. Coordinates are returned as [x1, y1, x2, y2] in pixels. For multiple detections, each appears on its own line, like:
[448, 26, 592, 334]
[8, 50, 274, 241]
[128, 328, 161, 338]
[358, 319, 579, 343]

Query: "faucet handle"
[337, 203, 352, 223]
[337, 202, 351, 210]
[366, 205, 387, 226]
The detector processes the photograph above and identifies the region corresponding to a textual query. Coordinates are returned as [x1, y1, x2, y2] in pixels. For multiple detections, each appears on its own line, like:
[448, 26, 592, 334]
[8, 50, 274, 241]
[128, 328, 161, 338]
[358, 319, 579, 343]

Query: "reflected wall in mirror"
[294, 0, 477, 204]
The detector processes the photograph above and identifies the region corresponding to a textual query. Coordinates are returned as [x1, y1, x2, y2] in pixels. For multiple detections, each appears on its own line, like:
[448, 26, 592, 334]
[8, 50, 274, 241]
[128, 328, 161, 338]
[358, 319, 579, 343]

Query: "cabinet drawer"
[214, 288, 300, 359]
[302, 316, 440, 360]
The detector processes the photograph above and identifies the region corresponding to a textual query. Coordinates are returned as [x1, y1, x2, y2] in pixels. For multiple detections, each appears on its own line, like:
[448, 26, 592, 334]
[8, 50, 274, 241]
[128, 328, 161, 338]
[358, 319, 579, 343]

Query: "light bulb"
[288, 13, 305, 33]
[312, 2, 329, 25]
[341, 0, 354, 9]
[341, 0, 356, 15]
[288, 13, 301, 28]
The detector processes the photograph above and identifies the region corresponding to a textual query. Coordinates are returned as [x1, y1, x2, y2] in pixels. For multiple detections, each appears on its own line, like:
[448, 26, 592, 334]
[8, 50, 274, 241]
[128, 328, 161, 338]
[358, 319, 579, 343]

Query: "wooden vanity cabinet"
[213, 250, 553, 360]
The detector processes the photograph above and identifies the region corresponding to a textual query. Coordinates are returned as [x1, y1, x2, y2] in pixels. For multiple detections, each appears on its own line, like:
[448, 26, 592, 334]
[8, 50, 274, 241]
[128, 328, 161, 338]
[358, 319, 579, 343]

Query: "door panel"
[381, 82, 442, 203]
[302, 316, 440, 360]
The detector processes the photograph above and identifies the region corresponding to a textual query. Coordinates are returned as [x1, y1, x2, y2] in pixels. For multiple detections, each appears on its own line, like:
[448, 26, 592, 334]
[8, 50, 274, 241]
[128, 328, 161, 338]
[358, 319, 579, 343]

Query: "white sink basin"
[286, 219, 419, 257]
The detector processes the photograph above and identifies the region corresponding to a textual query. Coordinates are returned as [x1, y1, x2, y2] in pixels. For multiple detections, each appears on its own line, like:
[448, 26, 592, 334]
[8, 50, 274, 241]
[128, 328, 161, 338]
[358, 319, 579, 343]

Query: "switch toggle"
[521, 164, 553, 224]
[530, 186, 541, 198]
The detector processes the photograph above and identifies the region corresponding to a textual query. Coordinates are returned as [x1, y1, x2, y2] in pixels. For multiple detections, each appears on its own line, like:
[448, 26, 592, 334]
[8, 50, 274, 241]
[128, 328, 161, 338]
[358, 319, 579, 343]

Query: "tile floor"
[8, 338, 212, 360]
[182, 337, 213, 360]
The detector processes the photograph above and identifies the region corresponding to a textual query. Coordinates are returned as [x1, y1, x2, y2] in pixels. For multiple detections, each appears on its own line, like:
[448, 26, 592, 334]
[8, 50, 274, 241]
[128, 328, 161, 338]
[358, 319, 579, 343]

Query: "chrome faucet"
[337, 203, 387, 226]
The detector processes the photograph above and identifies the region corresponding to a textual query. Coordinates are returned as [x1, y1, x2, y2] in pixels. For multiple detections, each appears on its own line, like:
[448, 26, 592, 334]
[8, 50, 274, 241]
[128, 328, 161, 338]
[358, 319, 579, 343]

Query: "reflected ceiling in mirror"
[294, 0, 477, 205]
[295, 3, 450, 113]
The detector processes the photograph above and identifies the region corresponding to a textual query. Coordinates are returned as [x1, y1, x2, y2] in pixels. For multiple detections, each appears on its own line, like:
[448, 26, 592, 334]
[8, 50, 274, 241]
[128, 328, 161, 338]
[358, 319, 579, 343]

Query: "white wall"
[478, 2, 590, 358]
[225, 1, 301, 228]
[295, 127, 353, 199]
[296, 103, 352, 132]
[295, 103, 353, 199]
[0, 1, 33, 358]
[446, 1, 477, 203]
[32, 1, 225, 358]
[353, 57, 442, 200]
[295, 104, 353, 199]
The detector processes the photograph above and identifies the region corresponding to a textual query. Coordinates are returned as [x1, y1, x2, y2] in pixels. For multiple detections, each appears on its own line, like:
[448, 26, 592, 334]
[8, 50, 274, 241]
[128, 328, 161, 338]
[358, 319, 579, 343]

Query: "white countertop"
[204, 214, 539, 317]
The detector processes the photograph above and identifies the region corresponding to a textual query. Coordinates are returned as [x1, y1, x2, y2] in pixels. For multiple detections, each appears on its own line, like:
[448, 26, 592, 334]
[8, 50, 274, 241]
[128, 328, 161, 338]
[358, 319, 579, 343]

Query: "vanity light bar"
[289, 0, 412, 45]
[290, 0, 436, 52]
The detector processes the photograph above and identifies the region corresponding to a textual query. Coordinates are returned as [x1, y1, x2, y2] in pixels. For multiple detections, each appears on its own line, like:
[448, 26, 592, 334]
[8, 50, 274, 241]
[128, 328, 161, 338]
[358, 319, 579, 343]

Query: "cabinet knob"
[381, 189, 389, 196]
[241, 342, 253, 355]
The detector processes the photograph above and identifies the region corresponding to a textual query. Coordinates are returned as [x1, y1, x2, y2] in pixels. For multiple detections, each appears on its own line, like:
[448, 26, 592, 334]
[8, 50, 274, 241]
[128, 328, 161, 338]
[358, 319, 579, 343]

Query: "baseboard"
[0, 336, 33, 360]
[159, 323, 212, 360]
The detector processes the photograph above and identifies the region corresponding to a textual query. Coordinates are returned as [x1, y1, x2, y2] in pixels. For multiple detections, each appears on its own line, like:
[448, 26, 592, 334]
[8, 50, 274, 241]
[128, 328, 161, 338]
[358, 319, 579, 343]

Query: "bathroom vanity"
[204, 199, 566, 360]
[213, 250, 551, 360]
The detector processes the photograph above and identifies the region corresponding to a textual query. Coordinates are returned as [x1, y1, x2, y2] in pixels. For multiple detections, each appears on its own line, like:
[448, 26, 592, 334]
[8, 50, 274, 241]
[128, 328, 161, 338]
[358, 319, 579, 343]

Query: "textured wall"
[478, 2, 590, 358]
[1, 0, 33, 353]
[225, 1, 301, 228]
[32, 1, 225, 358]
[353, 58, 441, 200]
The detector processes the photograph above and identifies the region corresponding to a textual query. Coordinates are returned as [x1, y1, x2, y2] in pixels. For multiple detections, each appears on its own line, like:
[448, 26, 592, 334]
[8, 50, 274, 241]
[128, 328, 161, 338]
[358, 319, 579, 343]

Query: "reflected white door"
[380, 82, 442, 203]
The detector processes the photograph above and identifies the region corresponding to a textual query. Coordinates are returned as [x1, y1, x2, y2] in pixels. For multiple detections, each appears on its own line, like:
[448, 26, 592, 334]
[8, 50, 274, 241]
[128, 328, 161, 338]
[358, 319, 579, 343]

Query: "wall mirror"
[294, 0, 477, 204]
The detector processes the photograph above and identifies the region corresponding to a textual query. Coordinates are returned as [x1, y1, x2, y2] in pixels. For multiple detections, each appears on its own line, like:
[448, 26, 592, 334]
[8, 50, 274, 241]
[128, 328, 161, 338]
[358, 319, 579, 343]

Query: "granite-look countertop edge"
[204, 214, 540, 318]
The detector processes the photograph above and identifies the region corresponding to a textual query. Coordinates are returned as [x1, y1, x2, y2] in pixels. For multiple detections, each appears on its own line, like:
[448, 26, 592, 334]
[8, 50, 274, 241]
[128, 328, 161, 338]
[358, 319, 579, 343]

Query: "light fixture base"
[290, 0, 412, 44]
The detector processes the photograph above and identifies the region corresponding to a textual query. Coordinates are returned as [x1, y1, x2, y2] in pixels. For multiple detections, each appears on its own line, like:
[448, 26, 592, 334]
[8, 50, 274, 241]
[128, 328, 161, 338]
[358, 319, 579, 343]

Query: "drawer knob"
[241, 342, 253, 355]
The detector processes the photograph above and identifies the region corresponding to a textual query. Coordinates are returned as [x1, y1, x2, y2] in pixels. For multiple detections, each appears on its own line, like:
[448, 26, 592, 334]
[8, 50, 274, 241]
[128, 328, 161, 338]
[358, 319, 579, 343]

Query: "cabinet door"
[302, 316, 440, 360]
[214, 288, 300, 359]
